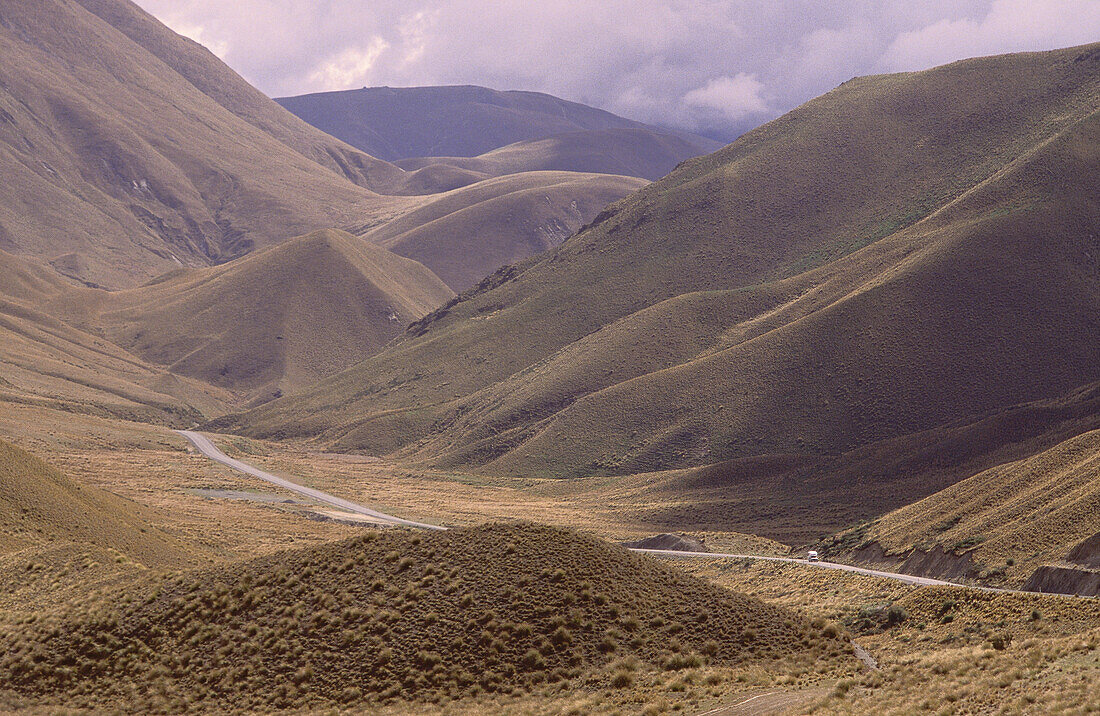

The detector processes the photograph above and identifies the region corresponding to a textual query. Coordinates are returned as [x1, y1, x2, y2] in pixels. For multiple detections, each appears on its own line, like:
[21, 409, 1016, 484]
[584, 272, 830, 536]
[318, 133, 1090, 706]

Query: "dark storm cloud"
[134, 0, 1100, 139]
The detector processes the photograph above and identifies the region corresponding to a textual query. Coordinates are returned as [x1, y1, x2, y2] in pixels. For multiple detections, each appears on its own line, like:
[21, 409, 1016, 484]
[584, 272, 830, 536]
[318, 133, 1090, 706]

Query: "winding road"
[177, 430, 444, 531]
[178, 429, 963, 587]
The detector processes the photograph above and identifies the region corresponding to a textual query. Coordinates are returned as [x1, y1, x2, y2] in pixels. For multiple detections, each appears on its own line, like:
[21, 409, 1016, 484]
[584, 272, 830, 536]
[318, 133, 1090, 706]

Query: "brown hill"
[396, 127, 724, 182]
[0, 439, 197, 569]
[357, 172, 648, 291]
[0, 249, 230, 423]
[0, 523, 849, 712]
[46, 230, 454, 404]
[71, 0, 406, 192]
[217, 44, 1100, 537]
[0, 0, 409, 288]
[276, 84, 719, 164]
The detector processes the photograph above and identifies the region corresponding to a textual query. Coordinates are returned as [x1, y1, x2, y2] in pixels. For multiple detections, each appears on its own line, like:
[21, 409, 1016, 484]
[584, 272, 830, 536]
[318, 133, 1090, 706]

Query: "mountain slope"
[357, 171, 648, 291]
[0, 249, 231, 423]
[0, 439, 197, 568]
[51, 230, 454, 403]
[276, 84, 719, 163]
[395, 127, 722, 182]
[218, 44, 1100, 534]
[835, 402, 1100, 586]
[70, 0, 406, 192]
[0, 0, 406, 288]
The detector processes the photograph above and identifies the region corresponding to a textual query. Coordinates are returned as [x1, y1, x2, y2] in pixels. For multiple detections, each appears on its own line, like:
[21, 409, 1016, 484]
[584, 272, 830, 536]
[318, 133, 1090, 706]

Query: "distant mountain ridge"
[276, 84, 721, 180]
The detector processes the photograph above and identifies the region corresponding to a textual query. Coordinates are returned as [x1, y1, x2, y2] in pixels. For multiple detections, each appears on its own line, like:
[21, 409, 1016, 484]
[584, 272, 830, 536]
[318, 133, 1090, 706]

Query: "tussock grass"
[0, 523, 850, 712]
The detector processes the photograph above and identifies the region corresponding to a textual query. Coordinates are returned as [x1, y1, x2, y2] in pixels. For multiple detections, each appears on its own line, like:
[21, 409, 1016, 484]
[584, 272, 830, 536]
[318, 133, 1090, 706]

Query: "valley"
[0, 0, 1097, 712]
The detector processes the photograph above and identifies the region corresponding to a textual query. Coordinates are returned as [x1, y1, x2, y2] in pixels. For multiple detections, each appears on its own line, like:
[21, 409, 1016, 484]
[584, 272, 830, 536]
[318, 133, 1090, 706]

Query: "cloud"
[681, 74, 768, 130]
[307, 38, 390, 91]
[132, 0, 1097, 139]
[879, 0, 1100, 71]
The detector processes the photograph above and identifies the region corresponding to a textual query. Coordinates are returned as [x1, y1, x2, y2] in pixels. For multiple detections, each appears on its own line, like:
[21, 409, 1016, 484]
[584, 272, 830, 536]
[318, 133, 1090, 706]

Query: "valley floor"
[1, 400, 1097, 714]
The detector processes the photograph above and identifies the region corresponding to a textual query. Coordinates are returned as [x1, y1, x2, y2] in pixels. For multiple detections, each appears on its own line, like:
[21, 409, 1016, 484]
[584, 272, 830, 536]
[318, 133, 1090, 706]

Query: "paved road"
[629, 547, 960, 587]
[175, 430, 1016, 592]
[176, 430, 445, 531]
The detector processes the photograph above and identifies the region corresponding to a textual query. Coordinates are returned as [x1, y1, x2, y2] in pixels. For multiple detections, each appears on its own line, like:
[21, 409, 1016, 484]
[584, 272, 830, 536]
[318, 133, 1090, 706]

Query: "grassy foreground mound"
[0, 524, 850, 712]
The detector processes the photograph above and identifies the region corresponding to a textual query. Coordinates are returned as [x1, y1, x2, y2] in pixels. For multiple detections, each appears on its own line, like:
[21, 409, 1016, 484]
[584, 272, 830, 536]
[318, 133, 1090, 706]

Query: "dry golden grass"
[0, 438, 199, 569]
[0, 523, 853, 712]
[669, 556, 1100, 715]
[848, 427, 1100, 586]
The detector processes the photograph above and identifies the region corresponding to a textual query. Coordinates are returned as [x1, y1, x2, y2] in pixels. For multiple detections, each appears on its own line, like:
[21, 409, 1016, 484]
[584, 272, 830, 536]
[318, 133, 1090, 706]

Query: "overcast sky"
[134, 0, 1100, 139]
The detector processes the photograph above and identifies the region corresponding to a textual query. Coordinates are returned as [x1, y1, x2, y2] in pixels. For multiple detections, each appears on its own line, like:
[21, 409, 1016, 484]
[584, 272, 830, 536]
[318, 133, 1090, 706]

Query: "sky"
[134, 0, 1100, 139]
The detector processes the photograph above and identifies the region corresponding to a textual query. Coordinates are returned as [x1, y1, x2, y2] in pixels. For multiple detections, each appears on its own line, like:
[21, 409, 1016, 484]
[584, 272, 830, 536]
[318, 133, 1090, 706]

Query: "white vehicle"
[807, 550, 820, 562]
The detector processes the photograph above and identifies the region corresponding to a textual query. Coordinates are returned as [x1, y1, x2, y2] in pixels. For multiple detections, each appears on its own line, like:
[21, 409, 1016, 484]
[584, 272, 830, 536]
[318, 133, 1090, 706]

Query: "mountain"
[355, 171, 648, 291]
[276, 84, 721, 180]
[0, 523, 850, 711]
[0, 0, 412, 288]
[0, 439, 198, 568]
[218, 44, 1100, 538]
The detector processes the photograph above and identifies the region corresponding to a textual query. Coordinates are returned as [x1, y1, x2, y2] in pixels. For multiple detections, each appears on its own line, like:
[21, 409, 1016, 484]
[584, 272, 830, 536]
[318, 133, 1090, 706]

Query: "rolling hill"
[21, 229, 452, 408]
[0, 248, 231, 424]
[355, 171, 648, 291]
[276, 84, 720, 167]
[0, 523, 850, 711]
[395, 127, 723, 182]
[218, 44, 1100, 538]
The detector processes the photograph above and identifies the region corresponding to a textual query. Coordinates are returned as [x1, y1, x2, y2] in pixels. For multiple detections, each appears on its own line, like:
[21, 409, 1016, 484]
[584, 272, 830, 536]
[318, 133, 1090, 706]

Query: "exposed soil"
[1021, 566, 1100, 597]
[622, 533, 709, 552]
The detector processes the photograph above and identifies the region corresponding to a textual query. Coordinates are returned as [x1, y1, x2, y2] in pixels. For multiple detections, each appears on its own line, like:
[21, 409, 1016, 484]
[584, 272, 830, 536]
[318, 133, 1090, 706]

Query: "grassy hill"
[395, 127, 724, 182]
[0, 0, 412, 288]
[218, 44, 1100, 537]
[51, 229, 454, 404]
[0, 523, 850, 712]
[358, 172, 648, 291]
[276, 84, 719, 165]
[835, 419, 1100, 587]
[0, 439, 197, 569]
[0, 249, 231, 423]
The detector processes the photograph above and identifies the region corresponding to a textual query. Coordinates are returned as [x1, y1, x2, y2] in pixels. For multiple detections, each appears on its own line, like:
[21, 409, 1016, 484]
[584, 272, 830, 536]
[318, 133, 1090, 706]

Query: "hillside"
[0, 523, 850, 712]
[835, 416, 1100, 587]
[45, 230, 454, 404]
[71, 0, 407, 191]
[357, 172, 648, 291]
[276, 84, 719, 165]
[218, 44, 1100, 537]
[0, 439, 197, 569]
[0, 249, 231, 423]
[0, 0, 409, 288]
[395, 128, 723, 183]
